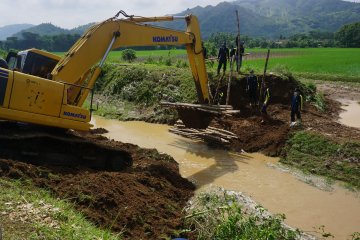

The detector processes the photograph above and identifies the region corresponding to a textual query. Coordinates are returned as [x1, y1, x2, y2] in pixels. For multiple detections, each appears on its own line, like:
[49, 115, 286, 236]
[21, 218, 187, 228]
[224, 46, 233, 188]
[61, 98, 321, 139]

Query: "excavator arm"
[0, 12, 212, 131]
[51, 13, 210, 106]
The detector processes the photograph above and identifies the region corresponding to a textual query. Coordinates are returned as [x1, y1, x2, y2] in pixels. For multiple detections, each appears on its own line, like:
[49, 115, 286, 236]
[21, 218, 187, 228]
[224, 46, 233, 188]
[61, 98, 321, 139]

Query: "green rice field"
[241, 48, 360, 81]
[56, 48, 360, 82]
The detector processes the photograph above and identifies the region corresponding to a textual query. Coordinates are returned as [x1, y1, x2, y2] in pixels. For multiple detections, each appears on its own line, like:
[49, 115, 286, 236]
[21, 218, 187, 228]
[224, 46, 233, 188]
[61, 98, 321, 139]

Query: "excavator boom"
[52, 14, 210, 106]
[0, 12, 211, 131]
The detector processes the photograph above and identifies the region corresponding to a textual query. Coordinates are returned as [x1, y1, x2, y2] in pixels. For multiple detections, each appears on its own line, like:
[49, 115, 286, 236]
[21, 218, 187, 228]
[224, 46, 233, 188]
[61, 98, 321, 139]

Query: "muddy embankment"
[209, 74, 360, 156]
[0, 122, 194, 239]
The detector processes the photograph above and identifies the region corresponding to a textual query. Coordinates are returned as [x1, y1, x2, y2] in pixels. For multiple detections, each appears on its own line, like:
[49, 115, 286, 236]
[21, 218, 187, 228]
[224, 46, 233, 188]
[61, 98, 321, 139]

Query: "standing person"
[290, 88, 303, 127]
[235, 36, 245, 72]
[261, 82, 271, 123]
[217, 42, 229, 75]
[230, 46, 236, 67]
[246, 69, 258, 107]
[202, 41, 207, 59]
[239, 41, 245, 72]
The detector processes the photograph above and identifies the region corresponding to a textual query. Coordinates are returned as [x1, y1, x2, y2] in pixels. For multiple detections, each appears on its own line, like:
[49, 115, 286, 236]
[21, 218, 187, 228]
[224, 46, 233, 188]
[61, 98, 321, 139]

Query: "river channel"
[339, 99, 360, 129]
[92, 116, 360, 239]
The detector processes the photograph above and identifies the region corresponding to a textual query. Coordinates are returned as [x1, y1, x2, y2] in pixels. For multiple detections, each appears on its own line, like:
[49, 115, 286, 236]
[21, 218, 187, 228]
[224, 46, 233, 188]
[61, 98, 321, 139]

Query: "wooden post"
[226, 10, 240, 105]
[226, 56, 234, 105]
[236, 10, 241, 73]
[260, 48, 270, 102]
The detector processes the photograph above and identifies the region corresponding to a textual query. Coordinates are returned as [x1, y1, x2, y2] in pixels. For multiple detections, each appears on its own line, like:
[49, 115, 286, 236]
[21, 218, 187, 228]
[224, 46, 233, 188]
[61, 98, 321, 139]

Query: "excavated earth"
[0, 74, 359, 239]
[210, 74, 360, 155]
[0, 122, 195, 239]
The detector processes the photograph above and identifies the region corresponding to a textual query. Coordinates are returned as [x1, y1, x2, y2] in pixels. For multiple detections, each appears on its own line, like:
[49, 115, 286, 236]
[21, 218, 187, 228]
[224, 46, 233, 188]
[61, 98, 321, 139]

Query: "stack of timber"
[160, 102, 240, 116]
[169, 120, 238, 144]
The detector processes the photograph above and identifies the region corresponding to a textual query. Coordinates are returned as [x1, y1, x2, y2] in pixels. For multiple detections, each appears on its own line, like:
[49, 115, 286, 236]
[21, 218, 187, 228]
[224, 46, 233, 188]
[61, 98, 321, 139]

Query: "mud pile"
[210, 74, 360, 156]
[213, 73, 309, 109]
[0, 122, 195, 239]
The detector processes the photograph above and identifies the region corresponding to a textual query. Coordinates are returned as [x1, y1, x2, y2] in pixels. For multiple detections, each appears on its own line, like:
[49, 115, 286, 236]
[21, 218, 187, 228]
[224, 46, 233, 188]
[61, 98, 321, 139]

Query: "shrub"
[271, 64, 293, 78]
[0, 48, 7, 58]
[164, 57, 172, 66]
[145, 56, 156, 64]
[175, 59, 189, 68]
[121, 49, 137, 62]
[185, 190, 301, 240]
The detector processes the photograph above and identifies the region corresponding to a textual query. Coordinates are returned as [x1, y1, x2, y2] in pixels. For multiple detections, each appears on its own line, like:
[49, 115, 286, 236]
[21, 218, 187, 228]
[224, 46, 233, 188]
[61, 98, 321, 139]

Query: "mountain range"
[160, 0, 360, 38]
[0, 23, 95, 40]
[0, 24, 34, 40]
[0, 0, 359, 40]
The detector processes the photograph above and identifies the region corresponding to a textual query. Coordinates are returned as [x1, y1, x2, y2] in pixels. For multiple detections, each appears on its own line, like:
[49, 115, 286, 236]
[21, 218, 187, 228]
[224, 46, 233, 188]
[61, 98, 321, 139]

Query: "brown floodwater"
[92, 116, 360, 240]
[339, 99, 360, 129]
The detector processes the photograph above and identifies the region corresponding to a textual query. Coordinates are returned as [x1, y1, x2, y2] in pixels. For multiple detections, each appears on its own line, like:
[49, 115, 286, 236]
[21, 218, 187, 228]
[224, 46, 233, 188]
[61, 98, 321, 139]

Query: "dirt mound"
[90, 127, 109, 134]
[206, 73, 360, 155]
[213, 73, 309, 108]
[211, 96, 360, 156]
[0, 122, 195, 239]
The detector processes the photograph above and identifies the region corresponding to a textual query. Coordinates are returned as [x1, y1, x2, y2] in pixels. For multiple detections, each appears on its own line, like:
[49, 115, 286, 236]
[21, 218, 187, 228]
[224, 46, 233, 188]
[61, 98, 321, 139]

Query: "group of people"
[246, 70, 303, 126]
[202, 40, 303, 126]
[216, 41, 245, 75]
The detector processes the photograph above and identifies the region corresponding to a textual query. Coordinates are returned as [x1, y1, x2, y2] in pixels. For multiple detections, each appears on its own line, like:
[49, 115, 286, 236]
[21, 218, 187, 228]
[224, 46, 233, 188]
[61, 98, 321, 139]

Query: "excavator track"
[0, 121, 132, 171]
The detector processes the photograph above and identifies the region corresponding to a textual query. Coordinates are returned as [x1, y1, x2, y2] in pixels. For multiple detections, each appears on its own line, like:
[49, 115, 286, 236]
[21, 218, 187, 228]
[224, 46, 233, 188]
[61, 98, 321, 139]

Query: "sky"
[0, 0, 359, 29]
[0, 0, 228, 29]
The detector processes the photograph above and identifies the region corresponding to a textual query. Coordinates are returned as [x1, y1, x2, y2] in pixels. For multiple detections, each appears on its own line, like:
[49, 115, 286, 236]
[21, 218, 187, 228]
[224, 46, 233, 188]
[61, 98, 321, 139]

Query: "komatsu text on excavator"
[0, 11, 229, 131]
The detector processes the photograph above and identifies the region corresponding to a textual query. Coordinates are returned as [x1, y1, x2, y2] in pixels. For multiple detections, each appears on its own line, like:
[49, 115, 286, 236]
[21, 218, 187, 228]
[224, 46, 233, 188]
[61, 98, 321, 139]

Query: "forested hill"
[0, 24, 34, 40]
[1, 0, 359, 39]
[11, 22, 95, 39]
[160, 0, 360, 38]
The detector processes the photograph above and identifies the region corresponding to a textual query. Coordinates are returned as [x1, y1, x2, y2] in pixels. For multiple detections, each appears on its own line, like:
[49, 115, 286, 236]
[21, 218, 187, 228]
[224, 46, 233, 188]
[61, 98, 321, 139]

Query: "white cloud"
[0, 0, 229, 28]
[2, 0, 357, 28]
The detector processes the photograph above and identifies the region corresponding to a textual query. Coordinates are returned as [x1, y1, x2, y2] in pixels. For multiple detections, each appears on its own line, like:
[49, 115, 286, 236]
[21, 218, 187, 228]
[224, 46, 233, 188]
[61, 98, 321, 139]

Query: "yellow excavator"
[0, 11, 211, 131]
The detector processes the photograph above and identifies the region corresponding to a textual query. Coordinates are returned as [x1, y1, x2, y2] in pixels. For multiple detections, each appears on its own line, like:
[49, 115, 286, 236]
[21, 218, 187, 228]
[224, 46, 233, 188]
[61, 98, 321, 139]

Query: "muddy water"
[92, 117, 360, 240]
[339, 99, 360, 129]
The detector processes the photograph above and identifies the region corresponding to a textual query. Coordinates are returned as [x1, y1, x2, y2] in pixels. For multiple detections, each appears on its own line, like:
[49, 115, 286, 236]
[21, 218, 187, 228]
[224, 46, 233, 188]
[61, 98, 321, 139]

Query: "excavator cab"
[5, 49, 60, 79]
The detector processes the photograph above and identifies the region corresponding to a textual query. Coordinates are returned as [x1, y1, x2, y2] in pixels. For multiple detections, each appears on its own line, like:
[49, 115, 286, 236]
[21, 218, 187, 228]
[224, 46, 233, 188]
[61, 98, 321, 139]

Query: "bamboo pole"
[236, 10, 241, 73]
[259, 48, 270, 102]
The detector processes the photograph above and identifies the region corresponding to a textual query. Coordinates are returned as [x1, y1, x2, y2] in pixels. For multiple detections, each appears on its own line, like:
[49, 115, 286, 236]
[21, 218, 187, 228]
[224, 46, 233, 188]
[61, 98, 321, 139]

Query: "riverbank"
[93, 63, 360, 189]
[91, 116, 360, 239]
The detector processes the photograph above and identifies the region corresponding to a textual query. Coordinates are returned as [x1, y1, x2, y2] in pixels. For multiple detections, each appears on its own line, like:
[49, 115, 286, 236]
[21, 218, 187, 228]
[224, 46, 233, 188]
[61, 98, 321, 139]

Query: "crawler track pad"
[0, 123, 132, 171]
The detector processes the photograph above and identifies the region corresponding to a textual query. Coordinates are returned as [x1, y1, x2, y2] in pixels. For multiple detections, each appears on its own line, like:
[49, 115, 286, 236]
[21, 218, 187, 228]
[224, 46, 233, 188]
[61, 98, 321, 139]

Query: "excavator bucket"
[161, 102, 239, 129]
[176, 107, 214, 129]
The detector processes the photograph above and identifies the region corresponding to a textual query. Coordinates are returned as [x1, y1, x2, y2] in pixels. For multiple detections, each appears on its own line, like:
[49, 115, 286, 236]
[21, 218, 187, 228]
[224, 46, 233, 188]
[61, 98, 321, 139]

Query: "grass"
[54, 48, 360, 82]
[183, 190, 304, 240]
[86, 62, 198, 122]
[281, 131, 360, 189]
[242, 48, 360, 80]
[0, 178, 122, 239]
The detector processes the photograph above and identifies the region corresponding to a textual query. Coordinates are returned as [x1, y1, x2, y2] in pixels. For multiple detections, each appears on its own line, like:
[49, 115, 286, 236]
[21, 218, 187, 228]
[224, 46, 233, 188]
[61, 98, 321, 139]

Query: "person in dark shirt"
[239, 41, 245, 71]
[290, 88, 303, 127]
[235, 36, 245, 72]
[261, 82, 271, 123]
[217, 43, 229, 75]
[246, 69, 258, 107]
[0, 58, 8, 69]
[202, 41, 207, 59]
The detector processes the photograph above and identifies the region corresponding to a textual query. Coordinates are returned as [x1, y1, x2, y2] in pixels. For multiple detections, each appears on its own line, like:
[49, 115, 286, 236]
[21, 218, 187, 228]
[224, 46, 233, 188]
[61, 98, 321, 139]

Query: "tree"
[336, 22, 360, 47]
[121, 49, 137, 62]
